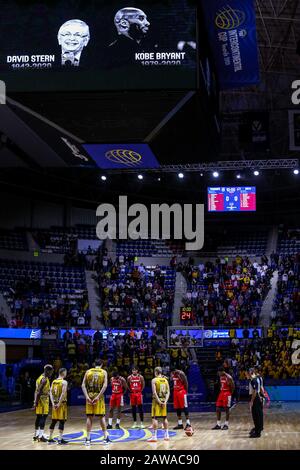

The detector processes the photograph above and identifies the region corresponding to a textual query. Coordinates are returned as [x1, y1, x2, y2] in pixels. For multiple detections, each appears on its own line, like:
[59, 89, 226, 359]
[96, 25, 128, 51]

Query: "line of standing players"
[32, 360, 193, 445]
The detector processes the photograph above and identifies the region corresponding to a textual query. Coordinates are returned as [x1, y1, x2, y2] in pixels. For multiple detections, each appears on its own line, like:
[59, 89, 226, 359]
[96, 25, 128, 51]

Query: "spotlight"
[293, 169, 299, 175]
[157, 177, 161, 181]
[178, 172, 184, 179]
[236, 174, 241, 179]
[101, 175, 107, 181]
[253, 170, 260, 176]
[137, 174, 143, 180]
[213, 171, 219, 178]
[200, 173, 204, 177]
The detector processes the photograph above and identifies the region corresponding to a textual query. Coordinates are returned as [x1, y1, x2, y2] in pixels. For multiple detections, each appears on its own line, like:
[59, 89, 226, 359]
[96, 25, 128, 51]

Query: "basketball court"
[1, 403, 299, 451]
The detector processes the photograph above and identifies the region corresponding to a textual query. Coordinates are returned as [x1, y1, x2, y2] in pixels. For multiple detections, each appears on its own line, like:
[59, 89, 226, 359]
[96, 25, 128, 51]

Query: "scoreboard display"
[180, 307, 195, 322]
[208, 187, 256, 212]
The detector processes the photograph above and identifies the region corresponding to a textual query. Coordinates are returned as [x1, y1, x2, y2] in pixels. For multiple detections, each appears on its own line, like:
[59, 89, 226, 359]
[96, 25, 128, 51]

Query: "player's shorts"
[152, 400, 167, 418]
[130, 392, 143, 406]
[173, 390, 188, 409]
[36, 397, 49, 415]
[109, 393, 124, 408]
[52, 402, 67, 421]
[86, 395, 106, 416]
[216, 391, 232, 409]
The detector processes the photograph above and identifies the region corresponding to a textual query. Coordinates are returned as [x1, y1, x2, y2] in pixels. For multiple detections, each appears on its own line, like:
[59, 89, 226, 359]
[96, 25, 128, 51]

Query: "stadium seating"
[216, 230, 268, 256]
[116, 239, 174, 257]
[181, 257, 272, 327]
[277, 228, 300, 255]
[0, 259, 88, 327]
[32, 225, 100, 254]
[0, 228, 27, 251]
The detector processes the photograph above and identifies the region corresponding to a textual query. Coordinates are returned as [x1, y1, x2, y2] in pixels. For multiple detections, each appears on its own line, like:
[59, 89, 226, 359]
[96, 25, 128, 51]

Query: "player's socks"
[116, 419, 121, 429]
[38, 429, 47, 441]
[222, 421, 229, 430]
[58, 439, 68, 445]
[186, 419, 191, 426]
[164, 430, 170, 441]
[108, 418, 113, 425]
[140, 423, 145, 429]
[212, 423, 222, 430]
[147, 431, 157, 442]
[87, 431, 91, 440]
[132, 422, 138, 428]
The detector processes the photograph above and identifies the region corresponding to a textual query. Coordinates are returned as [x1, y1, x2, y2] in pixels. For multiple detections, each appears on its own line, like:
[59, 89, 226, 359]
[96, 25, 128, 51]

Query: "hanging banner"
[202, 0, 260, 89]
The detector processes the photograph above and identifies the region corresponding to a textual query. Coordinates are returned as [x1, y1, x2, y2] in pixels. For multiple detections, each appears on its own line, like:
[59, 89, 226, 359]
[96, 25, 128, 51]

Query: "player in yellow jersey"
[32, 364, 53, 442]
[48, 368, 68, 445]
[82, 358, 110, 446]
[148, 367, 170, 442]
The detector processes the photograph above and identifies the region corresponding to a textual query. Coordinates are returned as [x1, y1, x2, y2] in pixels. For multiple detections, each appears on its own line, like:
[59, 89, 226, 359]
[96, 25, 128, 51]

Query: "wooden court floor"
[0, 402, 299, 450]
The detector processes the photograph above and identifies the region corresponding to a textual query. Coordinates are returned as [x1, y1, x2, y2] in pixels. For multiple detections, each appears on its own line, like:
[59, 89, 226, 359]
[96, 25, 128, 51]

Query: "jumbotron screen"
[208, 187, 256, 212]
[0, 0, 197, 92]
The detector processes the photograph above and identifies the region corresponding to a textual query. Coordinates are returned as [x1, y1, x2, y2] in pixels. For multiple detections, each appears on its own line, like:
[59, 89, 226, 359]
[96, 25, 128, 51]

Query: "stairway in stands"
[85, 270, 103, 328]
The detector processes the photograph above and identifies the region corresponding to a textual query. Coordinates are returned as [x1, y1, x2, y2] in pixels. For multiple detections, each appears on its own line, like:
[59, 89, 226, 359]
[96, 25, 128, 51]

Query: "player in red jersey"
[171, 369, 191, 430]
[107, 371, 127, 429]
[212, 366, 235, 430]
[127, 367, 145, 429]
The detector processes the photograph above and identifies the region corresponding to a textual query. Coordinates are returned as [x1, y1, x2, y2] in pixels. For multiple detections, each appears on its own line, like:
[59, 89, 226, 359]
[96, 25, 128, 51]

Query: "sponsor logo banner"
[83, 143, 160, 169]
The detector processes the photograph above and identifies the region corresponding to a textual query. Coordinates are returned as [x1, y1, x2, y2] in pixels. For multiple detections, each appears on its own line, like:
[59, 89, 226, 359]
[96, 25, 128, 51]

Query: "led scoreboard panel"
[208, 187, 256, 212]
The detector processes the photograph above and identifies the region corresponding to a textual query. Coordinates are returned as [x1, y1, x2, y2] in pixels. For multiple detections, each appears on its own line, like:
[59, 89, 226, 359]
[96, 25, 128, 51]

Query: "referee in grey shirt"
[247, 368, 264, 438]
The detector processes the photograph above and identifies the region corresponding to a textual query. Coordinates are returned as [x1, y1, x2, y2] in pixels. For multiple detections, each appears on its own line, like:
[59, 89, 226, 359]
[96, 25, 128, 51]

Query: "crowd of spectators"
[4, 278, 90, 330]
[181, 255, 273, 327]
[97, 254, 175, 333]
[60, 328, 190, 388]
[271, 254, 300, 325]
[227, 327, 300, 380]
